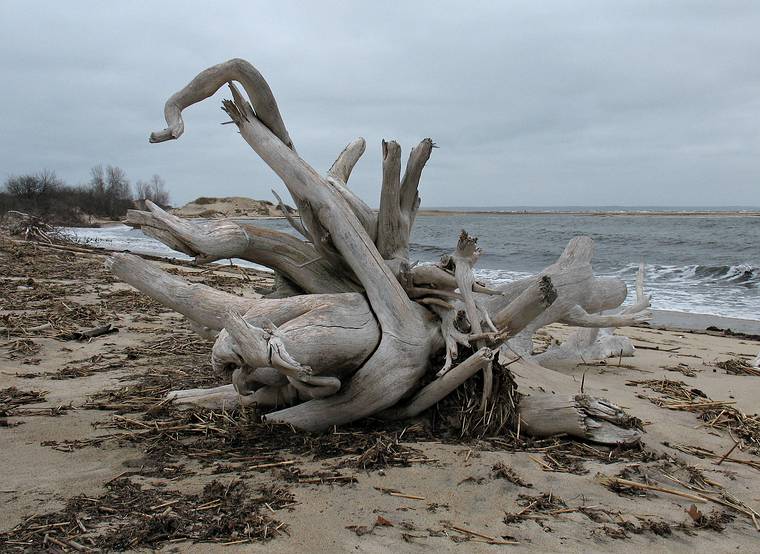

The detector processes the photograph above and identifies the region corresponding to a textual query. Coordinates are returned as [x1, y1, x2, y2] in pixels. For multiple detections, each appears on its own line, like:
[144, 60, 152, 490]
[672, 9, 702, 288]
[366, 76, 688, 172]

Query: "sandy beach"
[2, 234, 760, 552]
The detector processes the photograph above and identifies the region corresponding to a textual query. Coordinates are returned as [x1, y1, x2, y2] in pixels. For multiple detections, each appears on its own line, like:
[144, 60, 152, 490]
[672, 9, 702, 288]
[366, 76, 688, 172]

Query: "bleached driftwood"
[532, 262, 651, 367]
[502, 353, 641, 443]
[110, 57, 645, 444]
[492, 243, 650, 361]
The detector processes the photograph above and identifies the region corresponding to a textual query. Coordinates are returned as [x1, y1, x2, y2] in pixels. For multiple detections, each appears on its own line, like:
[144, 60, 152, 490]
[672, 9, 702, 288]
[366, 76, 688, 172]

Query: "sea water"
[67, 211, 759, 321]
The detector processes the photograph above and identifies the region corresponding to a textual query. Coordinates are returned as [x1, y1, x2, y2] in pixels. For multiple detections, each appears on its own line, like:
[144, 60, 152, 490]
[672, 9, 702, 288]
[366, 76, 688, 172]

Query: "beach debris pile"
[0, 386, 47, 421]
[1, 211, 70, 244]
[629, 378, 760, 458]
[716, 358, 760, 377]
[0, 478, 288, 551]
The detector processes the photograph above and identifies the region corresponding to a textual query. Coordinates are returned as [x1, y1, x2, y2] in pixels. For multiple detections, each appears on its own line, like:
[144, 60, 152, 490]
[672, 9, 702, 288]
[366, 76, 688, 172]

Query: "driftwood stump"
[110, 57, 647, 444]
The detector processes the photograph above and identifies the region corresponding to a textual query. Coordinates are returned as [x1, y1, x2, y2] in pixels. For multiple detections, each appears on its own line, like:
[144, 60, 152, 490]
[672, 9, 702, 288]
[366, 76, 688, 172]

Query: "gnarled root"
[264, 325, 436, 431]
[222, 311, 343, 400]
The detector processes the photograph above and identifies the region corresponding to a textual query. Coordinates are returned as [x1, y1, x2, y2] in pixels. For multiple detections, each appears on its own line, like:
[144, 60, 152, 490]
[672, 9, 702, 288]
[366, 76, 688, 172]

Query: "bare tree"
[135, 174, 170, 207]
[4, 170, 62, 199]
[2, 171, 67, 219]
[86, 165, 132, 219]
[89, 165, 107, 195]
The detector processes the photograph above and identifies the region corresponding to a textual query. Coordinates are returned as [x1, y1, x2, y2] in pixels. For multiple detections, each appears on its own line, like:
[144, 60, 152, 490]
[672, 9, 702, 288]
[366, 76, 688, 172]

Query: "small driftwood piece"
[59, 324, 118, 341]
[109, 56, 645, 444]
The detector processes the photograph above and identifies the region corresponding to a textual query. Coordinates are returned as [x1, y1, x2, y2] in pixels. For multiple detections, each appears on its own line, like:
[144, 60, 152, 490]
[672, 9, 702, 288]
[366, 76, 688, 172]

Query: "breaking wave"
[67, 221, 760, 321]
[611, 263, 758, 288]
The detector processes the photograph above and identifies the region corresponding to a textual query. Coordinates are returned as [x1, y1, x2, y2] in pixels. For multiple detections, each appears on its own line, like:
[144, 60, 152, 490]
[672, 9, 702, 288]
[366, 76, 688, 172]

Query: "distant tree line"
[0, 166, 170, 226]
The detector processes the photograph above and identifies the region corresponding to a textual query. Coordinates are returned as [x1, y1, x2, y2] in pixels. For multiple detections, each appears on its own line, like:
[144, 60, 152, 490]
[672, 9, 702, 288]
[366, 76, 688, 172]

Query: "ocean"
[68, 210, 760, 321]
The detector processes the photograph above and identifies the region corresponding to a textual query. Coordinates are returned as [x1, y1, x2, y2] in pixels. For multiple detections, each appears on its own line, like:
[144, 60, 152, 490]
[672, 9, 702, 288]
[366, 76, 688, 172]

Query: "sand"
[2, 234, 760, 552]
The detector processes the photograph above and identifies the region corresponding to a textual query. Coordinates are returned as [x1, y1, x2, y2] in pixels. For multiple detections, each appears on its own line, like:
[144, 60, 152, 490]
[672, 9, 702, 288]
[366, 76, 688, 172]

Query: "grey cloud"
[1, 0, 758, 207]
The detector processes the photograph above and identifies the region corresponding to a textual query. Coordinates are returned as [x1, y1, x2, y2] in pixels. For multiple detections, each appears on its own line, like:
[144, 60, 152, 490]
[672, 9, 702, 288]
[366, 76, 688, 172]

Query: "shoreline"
[22, 236, 760, 329]
[86, 209, 760, 228]
[649, 310, 760, 336]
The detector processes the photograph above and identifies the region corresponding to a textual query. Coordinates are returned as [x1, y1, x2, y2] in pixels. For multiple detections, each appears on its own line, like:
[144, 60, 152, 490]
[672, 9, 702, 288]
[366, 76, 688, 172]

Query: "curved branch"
[132, 200, 249, 263]
[328, 137, 366, 184]
[149, 59, 434, 430]
[411, 264, 502, 295]
[326, 138, 377, 241]
[218, 95, 417, 331]
[621, 260, 651, 315]
[560, 305, 650, 328]
[271, 189, 309, 239]
[147, 60, 421, 328]
[107, 253, 254, 330]
[108, 253, 368, 332]
[149, 58, 294, 150]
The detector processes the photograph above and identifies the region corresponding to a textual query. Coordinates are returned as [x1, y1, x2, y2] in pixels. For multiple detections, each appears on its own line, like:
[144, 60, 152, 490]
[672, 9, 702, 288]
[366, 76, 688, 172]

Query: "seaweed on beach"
[629, 378, 760, 456]
[1, 338, 41, 360]
[661, 363, 698, 377]
[0, 236, 116, 283]
[1, 387, 74, 423]
[0, 478, 288, 552]
[705, 326, 760, 342]
[503, 492, 569, 526]
[339, 435, 429, 470]
[0, 386, 47, 413]
[491, 463, 532, 488]
[431, 355, 519, 439]
[715, 358, 760, 377]
[91, 403, 436, 474]
[686, 505, 735, 532]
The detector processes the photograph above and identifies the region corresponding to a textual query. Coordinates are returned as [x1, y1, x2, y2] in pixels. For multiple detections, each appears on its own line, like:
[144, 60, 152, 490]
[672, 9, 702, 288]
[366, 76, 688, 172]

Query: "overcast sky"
[1, 1, 759, 207]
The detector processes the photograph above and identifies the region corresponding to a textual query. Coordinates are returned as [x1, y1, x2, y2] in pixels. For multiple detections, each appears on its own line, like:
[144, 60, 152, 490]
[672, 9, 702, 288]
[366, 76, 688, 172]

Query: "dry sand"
[2, 234, 760, 552]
